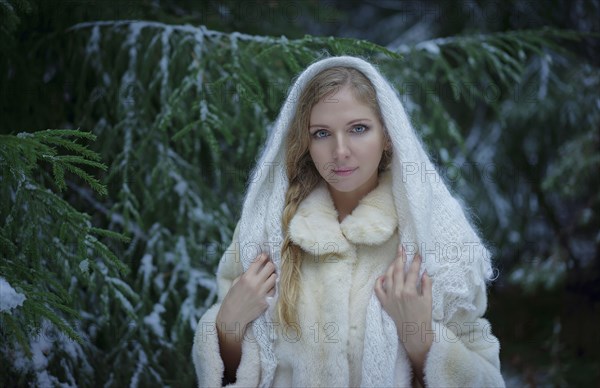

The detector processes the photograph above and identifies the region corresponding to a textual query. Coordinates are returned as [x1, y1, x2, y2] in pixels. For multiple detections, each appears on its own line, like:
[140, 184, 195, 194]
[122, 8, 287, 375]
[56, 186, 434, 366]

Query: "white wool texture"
[236, 55, 493, 387]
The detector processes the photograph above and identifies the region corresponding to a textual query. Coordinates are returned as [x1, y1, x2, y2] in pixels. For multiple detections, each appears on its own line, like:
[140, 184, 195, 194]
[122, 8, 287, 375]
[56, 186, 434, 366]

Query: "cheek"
[373, 132, 387, 157]
[353, 137, 385, 159]
[308, 146, 316, 163]
[308, 143, 327, 163]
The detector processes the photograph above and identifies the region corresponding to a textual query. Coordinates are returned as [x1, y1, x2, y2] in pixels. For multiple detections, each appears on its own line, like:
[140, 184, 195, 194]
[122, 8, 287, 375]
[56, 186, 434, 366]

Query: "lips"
[333, 167, 358, 176]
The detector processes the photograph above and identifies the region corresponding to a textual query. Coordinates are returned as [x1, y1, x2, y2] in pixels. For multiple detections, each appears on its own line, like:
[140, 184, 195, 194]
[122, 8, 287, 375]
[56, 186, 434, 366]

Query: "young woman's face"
[308, 85, 386, 196]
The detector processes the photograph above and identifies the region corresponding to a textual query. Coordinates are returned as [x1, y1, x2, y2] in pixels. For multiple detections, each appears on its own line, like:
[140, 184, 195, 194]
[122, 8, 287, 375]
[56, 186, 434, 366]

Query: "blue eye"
[353, 125, 368, 133]
[312, 130, 329, 139]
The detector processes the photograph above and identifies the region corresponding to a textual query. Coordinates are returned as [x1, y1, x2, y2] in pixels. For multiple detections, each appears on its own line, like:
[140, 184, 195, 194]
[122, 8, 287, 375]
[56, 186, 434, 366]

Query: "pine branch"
[0, 128, 131, 368]
[1, 129, 107, 195]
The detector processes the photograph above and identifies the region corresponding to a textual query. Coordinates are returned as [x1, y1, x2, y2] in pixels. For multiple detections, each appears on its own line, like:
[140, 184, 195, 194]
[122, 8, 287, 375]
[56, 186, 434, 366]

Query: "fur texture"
[234, 56, 496, 386]
[192, 171, 505, 387]
[275, 170, 410, 387]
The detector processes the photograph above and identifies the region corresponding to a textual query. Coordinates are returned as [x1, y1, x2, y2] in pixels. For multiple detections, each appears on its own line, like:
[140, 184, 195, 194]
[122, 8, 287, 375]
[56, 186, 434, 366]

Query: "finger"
[266, 273, 277, 294]
[374, 276, 386, 302]
[249, 252, 268, 273]
[422, 270, 432, 299]
[405, 252, 422, 290]
[257, 260, 276, 282]
[383, 257, 395, 294]
[262, 271, 277, 294]
[391, 245, 405, 289]
[232, 276, 241, 287]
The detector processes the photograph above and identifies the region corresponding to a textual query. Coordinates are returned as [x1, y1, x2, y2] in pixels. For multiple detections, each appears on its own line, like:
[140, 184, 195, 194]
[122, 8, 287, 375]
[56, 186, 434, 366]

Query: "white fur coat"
[192, 170, 505, 387]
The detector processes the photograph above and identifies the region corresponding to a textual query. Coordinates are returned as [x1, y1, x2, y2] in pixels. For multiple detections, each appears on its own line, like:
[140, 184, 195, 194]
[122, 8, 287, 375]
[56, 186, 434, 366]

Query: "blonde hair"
[277, 66, 392, 326]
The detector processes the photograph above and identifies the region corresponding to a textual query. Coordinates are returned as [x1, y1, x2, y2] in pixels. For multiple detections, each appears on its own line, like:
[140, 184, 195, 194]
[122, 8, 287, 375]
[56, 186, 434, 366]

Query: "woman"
[193, 56, 505, 387]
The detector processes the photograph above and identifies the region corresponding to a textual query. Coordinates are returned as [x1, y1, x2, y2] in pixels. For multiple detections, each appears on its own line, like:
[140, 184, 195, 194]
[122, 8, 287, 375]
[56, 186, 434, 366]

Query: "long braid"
[277, 144, 321, 325]
[277, 180, 305, 326]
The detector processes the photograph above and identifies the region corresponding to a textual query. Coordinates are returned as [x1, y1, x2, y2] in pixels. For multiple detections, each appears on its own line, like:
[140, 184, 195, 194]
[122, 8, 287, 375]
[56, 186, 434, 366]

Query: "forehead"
[309, 86, 375, 123]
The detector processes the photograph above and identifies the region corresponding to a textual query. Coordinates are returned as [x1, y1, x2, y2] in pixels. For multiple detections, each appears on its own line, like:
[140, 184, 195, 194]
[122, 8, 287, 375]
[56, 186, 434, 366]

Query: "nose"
[333, 135, 350, 159]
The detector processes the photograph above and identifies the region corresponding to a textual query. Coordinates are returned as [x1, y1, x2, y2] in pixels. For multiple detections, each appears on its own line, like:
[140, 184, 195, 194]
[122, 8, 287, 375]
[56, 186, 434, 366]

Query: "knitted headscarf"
[237, 55, 493, 387]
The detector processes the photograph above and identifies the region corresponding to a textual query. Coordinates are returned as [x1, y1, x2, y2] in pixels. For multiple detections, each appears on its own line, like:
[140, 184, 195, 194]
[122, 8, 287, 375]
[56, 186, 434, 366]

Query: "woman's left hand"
[374, 245, 433, 375]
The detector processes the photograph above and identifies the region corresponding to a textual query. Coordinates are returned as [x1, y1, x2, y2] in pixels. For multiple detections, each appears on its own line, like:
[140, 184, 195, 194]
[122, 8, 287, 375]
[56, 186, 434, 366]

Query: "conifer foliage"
[1, 129, 130, 385]
[1, 1, 598, 386]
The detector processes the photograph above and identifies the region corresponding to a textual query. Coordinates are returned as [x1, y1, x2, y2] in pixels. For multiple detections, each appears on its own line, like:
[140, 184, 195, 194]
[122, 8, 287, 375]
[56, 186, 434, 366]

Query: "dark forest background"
[1, 0, 599, 386]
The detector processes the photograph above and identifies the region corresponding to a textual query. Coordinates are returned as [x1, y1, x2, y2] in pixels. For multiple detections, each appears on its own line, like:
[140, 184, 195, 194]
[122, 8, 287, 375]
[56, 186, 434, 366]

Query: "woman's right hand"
[216, 252, 277, 333]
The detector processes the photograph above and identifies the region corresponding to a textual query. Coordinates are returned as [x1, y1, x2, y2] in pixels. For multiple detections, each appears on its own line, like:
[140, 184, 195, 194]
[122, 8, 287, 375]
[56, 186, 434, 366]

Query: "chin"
[326, 178, 367, 193]
[325, 168, 379, 193]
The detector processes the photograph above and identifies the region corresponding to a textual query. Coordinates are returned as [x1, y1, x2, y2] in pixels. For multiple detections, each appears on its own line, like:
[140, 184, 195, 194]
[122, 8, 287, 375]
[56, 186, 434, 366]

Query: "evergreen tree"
[1, 0, 598, 385]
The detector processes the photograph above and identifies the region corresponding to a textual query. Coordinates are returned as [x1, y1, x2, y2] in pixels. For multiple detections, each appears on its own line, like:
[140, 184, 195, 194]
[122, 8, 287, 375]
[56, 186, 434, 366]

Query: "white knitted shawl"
[237, 56, 493, 387]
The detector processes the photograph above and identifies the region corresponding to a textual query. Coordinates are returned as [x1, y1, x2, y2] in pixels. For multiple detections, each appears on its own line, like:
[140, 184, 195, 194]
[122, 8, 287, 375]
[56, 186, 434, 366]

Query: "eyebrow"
[309, 118, 372, 129]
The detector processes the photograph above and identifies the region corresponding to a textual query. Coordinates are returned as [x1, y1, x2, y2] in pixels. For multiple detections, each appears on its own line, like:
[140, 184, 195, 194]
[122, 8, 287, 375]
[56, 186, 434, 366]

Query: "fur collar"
[288, 170, 397, 255]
